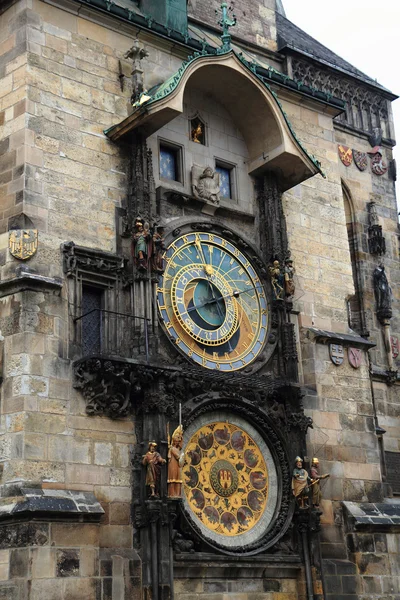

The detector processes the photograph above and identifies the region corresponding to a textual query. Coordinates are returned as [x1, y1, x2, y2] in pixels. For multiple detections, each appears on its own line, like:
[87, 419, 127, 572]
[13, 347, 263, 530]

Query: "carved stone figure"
[132, 218, 152, 271]
[151, 225, 165, 273]
[292, 457, 309, 508]
[284, 259, 295, 297]
[373, 264, 392, 321]
[310, 458, 330, 507]
[168, 425, 184, 498]
[192, 166, 220, 205]
[143, 442, 166, 497]
[269, 260, 284, 300]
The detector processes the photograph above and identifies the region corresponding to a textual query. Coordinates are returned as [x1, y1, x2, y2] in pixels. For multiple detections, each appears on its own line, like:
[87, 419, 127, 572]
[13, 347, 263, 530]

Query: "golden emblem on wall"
[9, 229, 38, 260]
[183, 421, 268, 537]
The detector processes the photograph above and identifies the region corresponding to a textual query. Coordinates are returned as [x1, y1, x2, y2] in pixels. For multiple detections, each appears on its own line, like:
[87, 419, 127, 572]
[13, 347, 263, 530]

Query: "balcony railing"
[74, 309, 150, 362]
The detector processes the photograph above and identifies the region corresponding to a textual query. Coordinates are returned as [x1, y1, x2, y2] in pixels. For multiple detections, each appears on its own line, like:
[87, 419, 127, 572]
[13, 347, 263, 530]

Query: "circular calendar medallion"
[182, 415, 278, 549]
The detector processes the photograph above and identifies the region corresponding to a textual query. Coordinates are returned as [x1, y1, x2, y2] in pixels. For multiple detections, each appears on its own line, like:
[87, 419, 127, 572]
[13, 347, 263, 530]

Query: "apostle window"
[159, 141, 183, 183]
[215, 161, 235, 199]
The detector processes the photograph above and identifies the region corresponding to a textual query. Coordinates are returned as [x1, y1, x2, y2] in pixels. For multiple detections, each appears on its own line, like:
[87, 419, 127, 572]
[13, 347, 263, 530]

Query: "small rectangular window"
[215, 160, 235, 199]
[159, 142, 183, 183]
[81, 286, 103, 355]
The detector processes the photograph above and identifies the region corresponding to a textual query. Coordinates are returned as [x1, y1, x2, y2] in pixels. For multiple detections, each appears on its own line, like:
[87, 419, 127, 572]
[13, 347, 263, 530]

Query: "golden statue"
[191, 121, 203, 144]
[168, 425, 185, 498]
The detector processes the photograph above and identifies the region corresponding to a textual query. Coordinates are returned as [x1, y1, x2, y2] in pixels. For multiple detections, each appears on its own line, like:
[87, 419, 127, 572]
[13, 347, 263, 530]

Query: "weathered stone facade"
[0, 1, 399, 599]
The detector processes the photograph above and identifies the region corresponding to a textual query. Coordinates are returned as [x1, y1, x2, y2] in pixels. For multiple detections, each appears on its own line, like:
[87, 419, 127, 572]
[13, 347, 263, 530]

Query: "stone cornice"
[305, 327, 376, 350]
[0, 269, 63, 299]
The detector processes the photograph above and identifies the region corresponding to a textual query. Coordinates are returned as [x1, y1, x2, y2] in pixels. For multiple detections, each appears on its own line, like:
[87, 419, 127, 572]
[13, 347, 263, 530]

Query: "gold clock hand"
[195, 236, 213, 276]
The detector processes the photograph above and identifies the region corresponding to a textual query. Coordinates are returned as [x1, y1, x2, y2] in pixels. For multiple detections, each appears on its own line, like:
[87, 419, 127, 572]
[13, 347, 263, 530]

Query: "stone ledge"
[0, 487, 104, 522]
[0, 268, 63, 299]
[305, 328, 376, 350]
[174, 553, 301, 579]
[343, 500, 400, 532]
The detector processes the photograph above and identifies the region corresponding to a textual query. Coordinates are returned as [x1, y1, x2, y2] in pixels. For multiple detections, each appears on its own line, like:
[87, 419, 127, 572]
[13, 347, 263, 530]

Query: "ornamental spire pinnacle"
[215, 2, 237, 53]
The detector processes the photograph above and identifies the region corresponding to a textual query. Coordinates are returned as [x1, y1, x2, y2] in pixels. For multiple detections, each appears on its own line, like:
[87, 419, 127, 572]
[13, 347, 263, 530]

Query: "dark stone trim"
[305, 327, 376, 350]
[343, 501, 400, 532]
[0, 487, 104, 523]
[0, 269, 63, 299]
[370, 365, 399, 385]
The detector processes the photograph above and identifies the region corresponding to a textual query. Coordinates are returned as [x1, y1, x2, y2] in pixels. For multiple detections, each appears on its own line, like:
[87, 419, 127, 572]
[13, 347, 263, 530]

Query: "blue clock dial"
[157, 232, 268, 371]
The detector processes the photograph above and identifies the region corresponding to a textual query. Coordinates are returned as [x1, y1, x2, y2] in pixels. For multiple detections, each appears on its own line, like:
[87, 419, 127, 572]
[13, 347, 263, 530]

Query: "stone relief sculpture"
[143, 442, 166, 498]
[292, 457, 310, 508]
[310, 458, 330, 507]
[192, 166, 221, 205]
[167, 425, 184, 498]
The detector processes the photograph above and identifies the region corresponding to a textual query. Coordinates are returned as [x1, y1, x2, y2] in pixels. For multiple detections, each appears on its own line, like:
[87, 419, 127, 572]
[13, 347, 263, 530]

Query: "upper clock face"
[157, 232, 268, 371]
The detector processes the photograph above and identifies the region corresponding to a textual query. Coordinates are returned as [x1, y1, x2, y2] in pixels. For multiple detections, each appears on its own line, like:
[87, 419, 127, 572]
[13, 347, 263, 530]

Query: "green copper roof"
[133, 49, 325, 177]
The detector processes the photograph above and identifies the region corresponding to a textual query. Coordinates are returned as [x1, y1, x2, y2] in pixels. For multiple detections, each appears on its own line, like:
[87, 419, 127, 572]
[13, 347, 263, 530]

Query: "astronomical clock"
[156, 224, 293, 555]
[157, 231, 269, 371]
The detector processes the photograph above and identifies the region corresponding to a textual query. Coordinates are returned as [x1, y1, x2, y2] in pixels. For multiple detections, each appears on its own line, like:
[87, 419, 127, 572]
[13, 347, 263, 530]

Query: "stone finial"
[124, 38, 150, 104]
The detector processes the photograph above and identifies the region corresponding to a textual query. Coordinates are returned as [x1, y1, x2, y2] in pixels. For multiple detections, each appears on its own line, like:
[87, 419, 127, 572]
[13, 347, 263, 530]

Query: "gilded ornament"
[183, 422, 268, 536]
[9, 229, 38, 261]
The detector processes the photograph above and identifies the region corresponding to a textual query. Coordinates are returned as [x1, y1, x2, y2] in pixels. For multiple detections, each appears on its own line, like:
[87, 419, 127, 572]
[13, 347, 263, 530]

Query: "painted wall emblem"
[330, 344, 344, 365]
[391, 336, 399, 359]
[348, 347, 362, 369]
[9, 229, 38, 260]
[368, 146, 388, 176]
[338, 145, 353, 167]
[353, 150, 368, 171]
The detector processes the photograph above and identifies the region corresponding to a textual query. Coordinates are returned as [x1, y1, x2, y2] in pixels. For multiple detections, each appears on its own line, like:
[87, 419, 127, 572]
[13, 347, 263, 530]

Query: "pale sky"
[282, 0, 399, 200]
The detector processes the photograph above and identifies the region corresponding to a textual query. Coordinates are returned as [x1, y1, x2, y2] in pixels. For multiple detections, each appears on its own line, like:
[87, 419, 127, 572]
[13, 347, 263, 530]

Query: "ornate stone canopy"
[105, 50, 324, 191]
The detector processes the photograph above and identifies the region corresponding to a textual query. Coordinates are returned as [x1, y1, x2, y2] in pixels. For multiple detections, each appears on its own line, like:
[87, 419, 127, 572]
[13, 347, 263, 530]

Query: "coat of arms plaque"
[329, 344, 344, 365]
[9, 229, 38, 260]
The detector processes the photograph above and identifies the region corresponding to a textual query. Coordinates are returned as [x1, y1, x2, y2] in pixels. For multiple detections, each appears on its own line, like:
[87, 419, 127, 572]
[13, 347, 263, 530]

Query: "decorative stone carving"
[124, 39, 149, 104]
[368, 202, 386, 255]
[74, 359, 131, 418]
[62, 242, 125, 277]
[373, 264, 392, 322]
[192, 166, 220, 205]
[291, 58, 389, 135]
